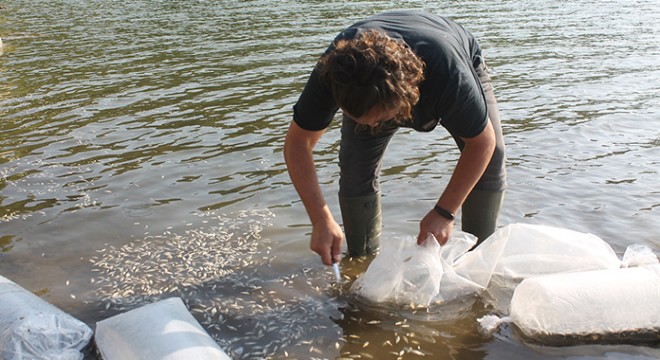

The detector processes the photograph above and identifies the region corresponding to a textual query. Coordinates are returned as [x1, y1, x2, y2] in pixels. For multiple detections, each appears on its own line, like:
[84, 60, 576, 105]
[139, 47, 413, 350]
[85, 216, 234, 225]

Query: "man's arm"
[283, 121, 343, 265]
[417, 120, 496, 245]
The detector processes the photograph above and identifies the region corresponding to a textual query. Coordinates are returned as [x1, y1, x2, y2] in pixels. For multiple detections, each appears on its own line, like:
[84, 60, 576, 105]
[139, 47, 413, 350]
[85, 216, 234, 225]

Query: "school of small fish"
[89, 209, 434, 359]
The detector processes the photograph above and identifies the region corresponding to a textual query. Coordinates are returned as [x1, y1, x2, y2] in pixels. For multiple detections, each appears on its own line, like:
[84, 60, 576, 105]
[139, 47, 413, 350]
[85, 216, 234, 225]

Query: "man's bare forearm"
[283, 121, 333, 225]
[437, 121, 496, 213]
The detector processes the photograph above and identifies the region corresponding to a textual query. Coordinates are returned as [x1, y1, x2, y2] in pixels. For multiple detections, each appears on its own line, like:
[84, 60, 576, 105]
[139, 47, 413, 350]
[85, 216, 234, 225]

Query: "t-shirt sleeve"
[436, 63, 488, 138]
[418, 23, 488, 138]
[292, 67, 339, 131]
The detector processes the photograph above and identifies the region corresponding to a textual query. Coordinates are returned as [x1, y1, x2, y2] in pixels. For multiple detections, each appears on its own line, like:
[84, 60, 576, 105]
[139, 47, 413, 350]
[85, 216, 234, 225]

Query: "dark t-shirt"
[293, 10, 488, 137]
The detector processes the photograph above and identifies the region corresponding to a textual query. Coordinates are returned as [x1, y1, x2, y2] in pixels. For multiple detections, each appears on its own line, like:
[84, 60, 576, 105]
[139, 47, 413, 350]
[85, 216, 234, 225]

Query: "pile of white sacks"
[352, 223, 660, 344]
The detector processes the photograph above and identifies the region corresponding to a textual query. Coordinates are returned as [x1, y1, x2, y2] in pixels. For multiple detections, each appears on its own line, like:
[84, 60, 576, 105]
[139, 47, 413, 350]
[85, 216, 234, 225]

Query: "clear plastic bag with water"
[350, 231, 482, 307]
[480, 264, 660, 344]
[464, 223, 623, 311]
[0, 275, 93, 360]
[475, 226, 660, 343]
[352, 223, 628, 308]
[352, 223, 659, 343]
[95, 297, 232, 360]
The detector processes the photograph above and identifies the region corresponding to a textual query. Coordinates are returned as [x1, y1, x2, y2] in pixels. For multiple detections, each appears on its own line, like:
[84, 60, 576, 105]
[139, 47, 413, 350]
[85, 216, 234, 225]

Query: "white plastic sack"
[467, 223, 621, 279]
[350, 232, 481, 307]
[95, 297, 231, 360]
[479, 265, 660, 344]
[458, 223, 622, 311]
[0, 275, 93, 360]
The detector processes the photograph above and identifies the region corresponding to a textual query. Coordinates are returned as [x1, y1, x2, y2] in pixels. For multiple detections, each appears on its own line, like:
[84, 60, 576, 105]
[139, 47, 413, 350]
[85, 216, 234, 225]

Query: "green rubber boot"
[339, 193, 382, 257]
[461, 189, 505, 247]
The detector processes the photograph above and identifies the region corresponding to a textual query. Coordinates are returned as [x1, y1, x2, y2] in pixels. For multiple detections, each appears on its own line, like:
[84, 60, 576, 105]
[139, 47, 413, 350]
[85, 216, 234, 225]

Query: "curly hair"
[316, 30, 425, 125]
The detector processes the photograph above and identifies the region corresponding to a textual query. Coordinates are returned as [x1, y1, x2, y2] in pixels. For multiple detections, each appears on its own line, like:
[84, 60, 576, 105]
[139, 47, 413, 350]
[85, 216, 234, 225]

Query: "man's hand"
[416, 121, 496, 246]
[417, 209, 454, 245]
[310, 218, 344, 266]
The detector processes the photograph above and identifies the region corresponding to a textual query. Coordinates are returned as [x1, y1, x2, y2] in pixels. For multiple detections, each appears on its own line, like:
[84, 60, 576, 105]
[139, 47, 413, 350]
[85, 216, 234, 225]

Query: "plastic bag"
[470, 223, 621, 278]
[352, 224, 623, 308]
[480, 265, 660, 345]
[95, 297, 231, 360]
[350, 232, 480, 307]
[459, 223, 622, 311]
[0, 275, 93, 360]
[621, 244, 659, 268]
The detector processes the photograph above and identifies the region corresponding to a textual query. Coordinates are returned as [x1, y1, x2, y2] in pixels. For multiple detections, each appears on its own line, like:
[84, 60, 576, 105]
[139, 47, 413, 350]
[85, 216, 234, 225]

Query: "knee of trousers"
[338, 144, 387, 197]
[475, 142, 507, 192]
[338, 173, 380, 197]
[339, 193, 382, 257]
[462, 189, 505, 246]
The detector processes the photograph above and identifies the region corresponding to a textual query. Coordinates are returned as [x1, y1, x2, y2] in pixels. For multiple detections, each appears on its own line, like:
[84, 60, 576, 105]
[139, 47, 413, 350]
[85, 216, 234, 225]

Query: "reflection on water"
[0, 0, 659, 359]
[0, 234, 19, 253]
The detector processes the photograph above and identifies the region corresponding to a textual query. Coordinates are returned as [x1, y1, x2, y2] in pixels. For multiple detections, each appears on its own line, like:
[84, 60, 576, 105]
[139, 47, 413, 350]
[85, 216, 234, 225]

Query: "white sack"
[457, 223, 622, 311]
[95, 297, 231, 360]
[480, 265, 660, 344]
[465, 223, 621, 279]
[0, 275, 93, 360]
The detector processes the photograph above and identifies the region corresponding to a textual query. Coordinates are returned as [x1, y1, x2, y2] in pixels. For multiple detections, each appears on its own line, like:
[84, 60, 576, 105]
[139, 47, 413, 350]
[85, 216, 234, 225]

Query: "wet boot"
[461, 189, 505, 248]
[339, 193, 382, 257]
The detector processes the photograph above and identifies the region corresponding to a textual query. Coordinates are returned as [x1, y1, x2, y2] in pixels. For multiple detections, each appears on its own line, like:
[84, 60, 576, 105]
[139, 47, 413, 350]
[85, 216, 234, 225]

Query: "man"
[284, 10, 507, 266]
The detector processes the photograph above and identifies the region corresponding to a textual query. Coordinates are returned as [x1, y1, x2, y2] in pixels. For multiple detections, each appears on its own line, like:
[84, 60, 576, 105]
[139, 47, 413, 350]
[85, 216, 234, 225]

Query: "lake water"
[1, 0, 659, 359]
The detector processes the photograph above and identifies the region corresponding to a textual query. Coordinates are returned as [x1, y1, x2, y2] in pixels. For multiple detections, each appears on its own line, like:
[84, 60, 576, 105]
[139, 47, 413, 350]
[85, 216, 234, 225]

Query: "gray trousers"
[338, 62, 506, 242]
